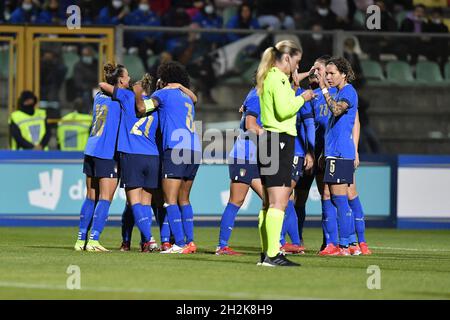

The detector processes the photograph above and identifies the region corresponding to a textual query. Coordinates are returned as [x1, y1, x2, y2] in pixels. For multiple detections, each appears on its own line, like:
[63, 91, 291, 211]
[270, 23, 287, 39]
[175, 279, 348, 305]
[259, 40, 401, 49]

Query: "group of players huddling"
[74, 41, 372, 261]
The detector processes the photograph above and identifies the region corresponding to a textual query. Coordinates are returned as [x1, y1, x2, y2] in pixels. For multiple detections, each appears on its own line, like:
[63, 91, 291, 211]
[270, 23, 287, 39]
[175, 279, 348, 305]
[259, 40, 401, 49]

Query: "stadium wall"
[0, 151, 448, 229]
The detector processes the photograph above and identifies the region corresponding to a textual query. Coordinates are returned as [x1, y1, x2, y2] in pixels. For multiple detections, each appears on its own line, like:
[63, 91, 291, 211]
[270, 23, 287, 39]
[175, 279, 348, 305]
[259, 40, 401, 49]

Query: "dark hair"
[104, 63, 126, 85]
[315, 54, 331, 65]
[326, 57, 355, 82]
[157, 61, 190, 88]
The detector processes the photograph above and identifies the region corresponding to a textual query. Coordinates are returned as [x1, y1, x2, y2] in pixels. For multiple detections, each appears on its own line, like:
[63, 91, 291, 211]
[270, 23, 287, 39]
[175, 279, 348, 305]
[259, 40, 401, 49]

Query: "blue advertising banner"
[0, 152, 391, 218]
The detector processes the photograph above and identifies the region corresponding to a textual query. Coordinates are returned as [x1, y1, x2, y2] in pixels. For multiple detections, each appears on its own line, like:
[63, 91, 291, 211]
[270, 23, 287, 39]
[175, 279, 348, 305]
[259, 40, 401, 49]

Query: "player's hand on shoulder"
[301, 89, 316, 102]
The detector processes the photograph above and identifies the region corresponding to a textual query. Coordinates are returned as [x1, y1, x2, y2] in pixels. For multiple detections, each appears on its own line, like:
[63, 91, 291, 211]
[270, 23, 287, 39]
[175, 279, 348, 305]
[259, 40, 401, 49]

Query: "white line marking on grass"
[0, 281, 321, 300]
[372, 246, 450, 253]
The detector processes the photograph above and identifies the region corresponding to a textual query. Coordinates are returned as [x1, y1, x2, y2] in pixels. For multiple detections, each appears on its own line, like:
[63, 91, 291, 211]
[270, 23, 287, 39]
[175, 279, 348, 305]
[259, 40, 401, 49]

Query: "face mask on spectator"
[312, 33, 323, 41]
[82, 56, 93, 64]
[205, 5, 214, 15]
[112, 0, 123, 9]
[317, 8, 329, 16]
[139, 4, 150, 12]
[22, 3, 33, 11]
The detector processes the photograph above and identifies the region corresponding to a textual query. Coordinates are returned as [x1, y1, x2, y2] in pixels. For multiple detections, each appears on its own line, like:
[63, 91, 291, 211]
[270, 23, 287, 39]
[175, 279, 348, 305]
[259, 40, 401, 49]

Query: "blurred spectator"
[226, 3, 260, 42]
[426, 8, 449, 71]
[256, 0, 295, 30]
[399, 4, 428, 65]
[148, 51, 173, 89]
[125, 0, 162, 71]
[40, 50, 67, 114]
[186, 0, 206, 19]
[192, 0, 225, 49]
[330, 0, 353, 29]
[307, 0, 339, 30]
[300, 23, 333, 70]
[9, 91, 51, 151]
[364, 0, 398, 61]
[9, 0, 39, 24]
[343, 37, 365, 89]
[79, 0, 109, 25]
[149, 0, 172, 16]
[37, 0, 64, 24]
[96, 0, 130, 25]
[72, 46, 99, 113]
[162, 6, 192, 60]
[0, 1, 5, 22]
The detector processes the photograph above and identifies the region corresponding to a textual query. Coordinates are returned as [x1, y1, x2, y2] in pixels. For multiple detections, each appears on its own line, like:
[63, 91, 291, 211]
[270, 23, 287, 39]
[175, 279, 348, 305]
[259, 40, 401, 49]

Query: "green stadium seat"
[63, 52, 79, 80]
[386, 61, 414, 83]
[416, 61, 443, 83]
[241, 60, 259, 84]
[361, 60, 385, 81]
[445, 61, 450, 81]
[123, 54, 145, 82]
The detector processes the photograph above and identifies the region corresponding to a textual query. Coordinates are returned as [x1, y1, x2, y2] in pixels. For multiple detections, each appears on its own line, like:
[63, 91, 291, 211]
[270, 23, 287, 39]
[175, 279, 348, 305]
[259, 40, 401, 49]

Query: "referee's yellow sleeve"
[271, 75, 305, 121]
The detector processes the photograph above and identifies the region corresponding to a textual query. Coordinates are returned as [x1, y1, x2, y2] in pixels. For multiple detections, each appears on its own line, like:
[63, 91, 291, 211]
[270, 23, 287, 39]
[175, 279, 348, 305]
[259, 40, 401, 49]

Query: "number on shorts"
[293, 156, 299, 165]
[90, 104, 108, 137]
[330, 159, 336, 174]
[130, 115, 154, 138]
[185, 102, 195, 133]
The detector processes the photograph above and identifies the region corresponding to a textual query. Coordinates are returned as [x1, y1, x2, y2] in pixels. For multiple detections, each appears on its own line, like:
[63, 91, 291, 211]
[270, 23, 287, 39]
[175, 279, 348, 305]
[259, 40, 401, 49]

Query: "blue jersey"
[294, 88, 315, 157]
[84, 92, 121, 159]
[115, 88, 159, 156]
[151, 88, 201, 152]
[229, 88, 261, 162]
[308, 87, 337, 152]
[325, 84, 358, 159]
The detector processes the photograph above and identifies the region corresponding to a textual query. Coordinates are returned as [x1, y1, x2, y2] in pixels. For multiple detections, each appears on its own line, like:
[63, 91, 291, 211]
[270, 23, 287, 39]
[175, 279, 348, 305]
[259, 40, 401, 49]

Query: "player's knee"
[347, 187, 358, 200]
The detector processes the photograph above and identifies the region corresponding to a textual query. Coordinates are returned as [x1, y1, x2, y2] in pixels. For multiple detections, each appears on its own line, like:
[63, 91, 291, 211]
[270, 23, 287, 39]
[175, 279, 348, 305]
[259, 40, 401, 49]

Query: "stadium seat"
[222, 7, 238, 26]
[386, 61, 415, 83]
[123, 54, 145, 81]
[416, 61, 444, 83]
[361, 60, 385, 81]
[63, 52, 79, 80]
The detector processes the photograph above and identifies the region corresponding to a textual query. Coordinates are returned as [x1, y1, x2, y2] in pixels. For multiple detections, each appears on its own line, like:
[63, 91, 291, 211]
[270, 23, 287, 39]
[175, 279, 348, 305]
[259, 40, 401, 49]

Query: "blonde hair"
[256, 40, 302, 96]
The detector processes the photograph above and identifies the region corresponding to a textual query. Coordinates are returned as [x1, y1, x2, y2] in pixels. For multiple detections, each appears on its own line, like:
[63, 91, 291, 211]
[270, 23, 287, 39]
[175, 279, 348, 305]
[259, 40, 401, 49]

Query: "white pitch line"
[371, 246, 450, 253]
[0, 281, 320, 300]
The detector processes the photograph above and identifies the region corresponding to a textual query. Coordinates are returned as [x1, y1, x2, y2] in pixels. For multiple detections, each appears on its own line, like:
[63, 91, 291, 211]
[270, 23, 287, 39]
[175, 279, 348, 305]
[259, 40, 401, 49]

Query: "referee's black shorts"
[257, 131, 295, 188]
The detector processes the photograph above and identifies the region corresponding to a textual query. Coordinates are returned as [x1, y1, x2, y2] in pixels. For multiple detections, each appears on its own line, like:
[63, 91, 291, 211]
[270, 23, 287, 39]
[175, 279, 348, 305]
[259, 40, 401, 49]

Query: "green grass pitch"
[0, 227, 449, 299]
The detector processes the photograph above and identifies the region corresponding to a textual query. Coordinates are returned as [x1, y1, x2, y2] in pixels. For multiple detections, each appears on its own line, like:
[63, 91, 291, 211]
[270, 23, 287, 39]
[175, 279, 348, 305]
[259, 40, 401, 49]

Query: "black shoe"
[261, 253, 301, 267]
[256, 253, 266, 266]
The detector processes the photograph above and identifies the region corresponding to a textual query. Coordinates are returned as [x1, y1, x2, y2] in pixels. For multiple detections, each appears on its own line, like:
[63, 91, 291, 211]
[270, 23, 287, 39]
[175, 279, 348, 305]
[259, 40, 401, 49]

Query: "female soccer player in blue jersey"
[146, 62, 201, 254]
[74, 63, 129, 252]
[215, 86, 264, 255]
[316, 57, 358, 256]
[99, 73, 162, 253]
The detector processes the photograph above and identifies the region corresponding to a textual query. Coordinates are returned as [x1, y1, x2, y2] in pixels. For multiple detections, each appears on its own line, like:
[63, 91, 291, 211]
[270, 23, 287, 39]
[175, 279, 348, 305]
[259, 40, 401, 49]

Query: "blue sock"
[78, 198, 96, 241]
[348, 207, 357, 244]
[321, 209, 328, 247]
[218, 202, 240, 248]
[180, 204, 194, 243]
[280, 211, 288, 246]
[332, 195, 352, 248]
[140, 205, 154, 243]
[166, 204, 185, 247]
[322, 199, 338, 246]
[157, 207, 171, 243]
[349, 196, 366, 243]
[89, 200, 111, 241]
[121, 204, 134, 243]
[131, 203, 152, 243]
[286, 201, 301, 245]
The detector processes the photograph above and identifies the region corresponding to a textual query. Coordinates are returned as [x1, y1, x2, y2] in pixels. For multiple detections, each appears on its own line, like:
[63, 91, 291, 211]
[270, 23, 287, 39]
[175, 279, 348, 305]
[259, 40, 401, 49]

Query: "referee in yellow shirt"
[256, 40, 315, 267]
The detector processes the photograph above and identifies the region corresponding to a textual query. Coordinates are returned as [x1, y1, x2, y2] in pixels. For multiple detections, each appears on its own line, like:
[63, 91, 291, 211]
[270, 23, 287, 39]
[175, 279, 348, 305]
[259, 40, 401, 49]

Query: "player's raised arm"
[99, 82, 114, 95]
[166, 83, 198, 104]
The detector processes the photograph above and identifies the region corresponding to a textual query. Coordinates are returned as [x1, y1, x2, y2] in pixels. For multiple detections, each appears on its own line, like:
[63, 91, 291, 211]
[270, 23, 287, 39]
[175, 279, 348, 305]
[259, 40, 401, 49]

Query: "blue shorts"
[323, 157, 354, 185]
[291, 156, 304, 183]
[83, 155, 119, 178]
[162, 149, 201, 180]
[119, 152, 160, 189]
[228, 159, 259, 185]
